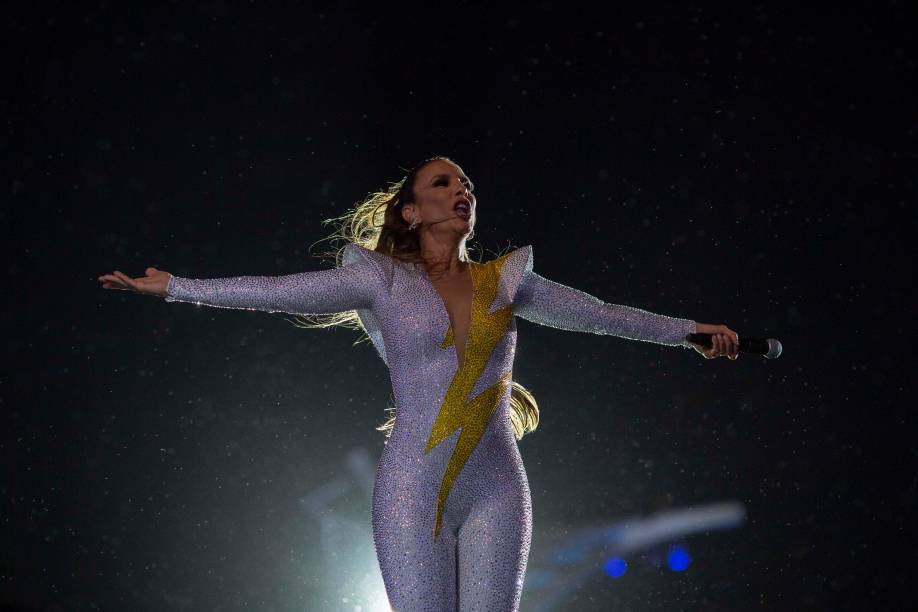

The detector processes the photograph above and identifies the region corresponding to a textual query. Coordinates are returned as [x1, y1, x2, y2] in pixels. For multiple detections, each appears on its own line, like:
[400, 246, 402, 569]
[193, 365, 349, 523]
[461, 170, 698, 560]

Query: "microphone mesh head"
[766, 339, 783, 359]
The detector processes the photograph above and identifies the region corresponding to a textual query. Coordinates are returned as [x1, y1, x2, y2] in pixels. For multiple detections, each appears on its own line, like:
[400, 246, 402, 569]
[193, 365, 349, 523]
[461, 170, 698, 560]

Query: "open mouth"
[454, 200, 471, 219]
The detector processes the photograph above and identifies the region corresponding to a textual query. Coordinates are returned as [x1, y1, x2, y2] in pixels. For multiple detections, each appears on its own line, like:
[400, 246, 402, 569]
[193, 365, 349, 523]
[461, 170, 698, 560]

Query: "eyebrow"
[430, 173, 475, 190]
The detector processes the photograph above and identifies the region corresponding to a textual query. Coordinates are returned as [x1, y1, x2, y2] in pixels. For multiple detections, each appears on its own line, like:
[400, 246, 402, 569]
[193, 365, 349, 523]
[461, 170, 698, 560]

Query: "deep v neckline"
[420, 263, 475, 372]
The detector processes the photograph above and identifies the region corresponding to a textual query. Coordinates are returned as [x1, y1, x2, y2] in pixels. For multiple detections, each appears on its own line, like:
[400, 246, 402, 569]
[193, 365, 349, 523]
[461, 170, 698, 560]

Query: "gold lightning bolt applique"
[424, 252, 515, 541]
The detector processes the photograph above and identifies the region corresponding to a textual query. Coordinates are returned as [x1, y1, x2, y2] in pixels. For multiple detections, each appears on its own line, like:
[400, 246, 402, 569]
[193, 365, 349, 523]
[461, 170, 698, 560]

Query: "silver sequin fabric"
[164, 243, 696, 611]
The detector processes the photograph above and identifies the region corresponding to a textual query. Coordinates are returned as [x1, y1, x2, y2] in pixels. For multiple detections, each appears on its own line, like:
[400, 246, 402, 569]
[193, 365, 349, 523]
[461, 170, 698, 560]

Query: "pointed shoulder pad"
[339, 243, 391, 365]
[488, 244, 533, 313]
[341, 243, 390, 279]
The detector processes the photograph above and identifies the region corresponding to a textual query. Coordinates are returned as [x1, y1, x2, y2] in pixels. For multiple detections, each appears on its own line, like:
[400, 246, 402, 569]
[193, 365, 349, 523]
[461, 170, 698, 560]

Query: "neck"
[419, 235, 466, 277]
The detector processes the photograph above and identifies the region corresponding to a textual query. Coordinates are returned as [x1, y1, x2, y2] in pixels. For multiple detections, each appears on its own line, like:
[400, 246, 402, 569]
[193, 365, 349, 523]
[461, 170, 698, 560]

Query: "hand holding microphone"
[687, 323, 783, 360]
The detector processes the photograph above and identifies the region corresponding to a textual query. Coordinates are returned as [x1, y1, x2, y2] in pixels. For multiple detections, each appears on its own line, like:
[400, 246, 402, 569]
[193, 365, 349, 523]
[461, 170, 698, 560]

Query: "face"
[403, 160, 476, 235]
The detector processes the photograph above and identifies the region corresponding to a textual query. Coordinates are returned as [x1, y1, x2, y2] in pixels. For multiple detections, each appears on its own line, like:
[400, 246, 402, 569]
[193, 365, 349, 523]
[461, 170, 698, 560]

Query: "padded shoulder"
[342, 243, 379, 271]
[340, 243, 392, 365]
[488, 244, 533, 314]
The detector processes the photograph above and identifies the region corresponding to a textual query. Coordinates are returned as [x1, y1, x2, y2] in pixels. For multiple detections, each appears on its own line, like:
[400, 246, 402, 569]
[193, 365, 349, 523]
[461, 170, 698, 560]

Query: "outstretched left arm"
[513, 269, 697, 348]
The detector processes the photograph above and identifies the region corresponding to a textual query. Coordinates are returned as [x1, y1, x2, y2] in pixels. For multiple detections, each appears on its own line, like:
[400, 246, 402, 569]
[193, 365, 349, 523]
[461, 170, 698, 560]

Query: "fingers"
[724, 326, 739, 360]
[693, 324, 740, 361]
[712, 334, 724, 359]
[716, 332, 739, 360]
[724, 326, 739, 345]
[702, 335, 717, 359]
[112, 271, 137, 291]
[705, 333, 739, 360]
[98, 273, 124, 290]
[98, 270, 139, 292]
[727, 334, 739, 360]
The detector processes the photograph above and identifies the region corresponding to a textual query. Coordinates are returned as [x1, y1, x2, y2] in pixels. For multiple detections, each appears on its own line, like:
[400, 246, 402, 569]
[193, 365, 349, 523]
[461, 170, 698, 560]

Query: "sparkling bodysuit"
[164, 243, 697, 611]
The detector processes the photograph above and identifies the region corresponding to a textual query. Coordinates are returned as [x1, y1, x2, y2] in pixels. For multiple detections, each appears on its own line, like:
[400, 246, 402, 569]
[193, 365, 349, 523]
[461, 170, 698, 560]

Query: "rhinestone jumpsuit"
[164, 243, 697, 611]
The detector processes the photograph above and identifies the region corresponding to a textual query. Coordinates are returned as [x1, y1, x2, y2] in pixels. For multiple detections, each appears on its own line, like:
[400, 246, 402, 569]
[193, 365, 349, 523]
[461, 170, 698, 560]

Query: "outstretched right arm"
[100, 244, 380, 316]
[164, 260, 376, 315]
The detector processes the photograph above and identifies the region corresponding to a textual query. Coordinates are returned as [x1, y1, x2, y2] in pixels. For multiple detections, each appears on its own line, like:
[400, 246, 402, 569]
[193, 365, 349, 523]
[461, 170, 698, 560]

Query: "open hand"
[98, 267, 171, 298]
[690, 323, 740, 361]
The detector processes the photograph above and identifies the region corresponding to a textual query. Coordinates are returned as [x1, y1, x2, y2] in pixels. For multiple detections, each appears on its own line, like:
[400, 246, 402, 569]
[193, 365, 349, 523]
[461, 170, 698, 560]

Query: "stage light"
[666, 545, 691, 571]
[603, 557, 628, 578]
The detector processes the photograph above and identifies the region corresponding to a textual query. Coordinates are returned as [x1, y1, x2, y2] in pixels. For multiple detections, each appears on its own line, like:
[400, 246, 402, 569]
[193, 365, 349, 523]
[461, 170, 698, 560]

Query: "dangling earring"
[409, 219, 419, 231]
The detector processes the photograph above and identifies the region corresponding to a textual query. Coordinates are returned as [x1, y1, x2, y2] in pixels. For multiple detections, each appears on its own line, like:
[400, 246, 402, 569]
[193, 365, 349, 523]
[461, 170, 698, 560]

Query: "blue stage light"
[603, 557, 628, 578]
[667, 545, 691, 571]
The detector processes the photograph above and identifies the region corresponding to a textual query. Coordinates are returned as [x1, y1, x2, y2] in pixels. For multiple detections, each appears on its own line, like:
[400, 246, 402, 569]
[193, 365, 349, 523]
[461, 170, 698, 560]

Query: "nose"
[455, 180, 472, 198]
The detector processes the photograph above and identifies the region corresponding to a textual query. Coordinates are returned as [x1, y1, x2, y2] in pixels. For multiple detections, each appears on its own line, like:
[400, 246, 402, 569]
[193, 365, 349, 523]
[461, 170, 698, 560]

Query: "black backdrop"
[5, 2, 915, 610]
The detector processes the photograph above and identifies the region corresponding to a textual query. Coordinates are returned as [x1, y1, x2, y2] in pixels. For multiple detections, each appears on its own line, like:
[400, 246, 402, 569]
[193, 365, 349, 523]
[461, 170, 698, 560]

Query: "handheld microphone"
[685, 333, 783, 359]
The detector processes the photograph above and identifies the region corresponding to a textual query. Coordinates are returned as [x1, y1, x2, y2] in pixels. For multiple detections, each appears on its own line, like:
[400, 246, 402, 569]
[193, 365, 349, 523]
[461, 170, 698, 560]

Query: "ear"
[401, 203, 417, 224]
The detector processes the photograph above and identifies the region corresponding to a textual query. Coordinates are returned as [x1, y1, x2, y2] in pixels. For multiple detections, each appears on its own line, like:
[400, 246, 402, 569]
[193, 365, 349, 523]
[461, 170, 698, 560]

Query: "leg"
[373, 501, 459, 611]
[456, 488, 532, 612]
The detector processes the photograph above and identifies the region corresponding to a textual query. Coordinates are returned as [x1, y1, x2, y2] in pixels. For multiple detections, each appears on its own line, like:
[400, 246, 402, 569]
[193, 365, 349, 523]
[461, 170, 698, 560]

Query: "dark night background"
[4, 2, 915, 610]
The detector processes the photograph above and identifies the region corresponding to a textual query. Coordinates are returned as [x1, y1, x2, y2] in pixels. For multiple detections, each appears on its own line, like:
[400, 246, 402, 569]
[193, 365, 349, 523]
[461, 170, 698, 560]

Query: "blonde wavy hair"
[289, 156, 539, 441]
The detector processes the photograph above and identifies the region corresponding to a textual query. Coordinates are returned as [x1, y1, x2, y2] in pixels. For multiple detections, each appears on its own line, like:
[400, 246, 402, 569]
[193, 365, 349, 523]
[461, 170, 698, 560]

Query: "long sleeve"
[163, 243, 381, 315]
[511, 247, 697, 348]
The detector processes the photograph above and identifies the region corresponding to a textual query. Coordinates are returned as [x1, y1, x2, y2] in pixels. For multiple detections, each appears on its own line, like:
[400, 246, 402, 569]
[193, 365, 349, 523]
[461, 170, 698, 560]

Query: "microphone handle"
[685, 333, 779, 358]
